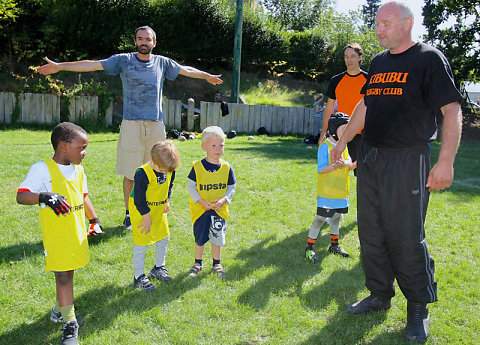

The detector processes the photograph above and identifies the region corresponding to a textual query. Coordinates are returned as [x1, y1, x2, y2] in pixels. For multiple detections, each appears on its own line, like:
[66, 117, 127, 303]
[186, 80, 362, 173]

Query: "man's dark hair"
[135, 25, 156, 42]
[51, 122, 87, 150]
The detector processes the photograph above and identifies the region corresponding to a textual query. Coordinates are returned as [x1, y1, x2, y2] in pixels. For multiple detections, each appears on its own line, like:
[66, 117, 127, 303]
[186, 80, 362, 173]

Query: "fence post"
[105, 99, 113, 126]
[187, 98, 195, 131]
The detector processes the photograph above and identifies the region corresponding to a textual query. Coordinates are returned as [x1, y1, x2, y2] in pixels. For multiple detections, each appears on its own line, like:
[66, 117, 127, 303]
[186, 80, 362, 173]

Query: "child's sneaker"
[212, 264, 226, 278]
[123, 214, 132, 230]
[50, 307, 85, 325]
[328, 244, 349, 257]
[61, 320, 79, 345]
[305, 249, 319, 263]
[149, 265, 172, 281]
[133, 274, 155, 291]
[188, 263, 203, 277]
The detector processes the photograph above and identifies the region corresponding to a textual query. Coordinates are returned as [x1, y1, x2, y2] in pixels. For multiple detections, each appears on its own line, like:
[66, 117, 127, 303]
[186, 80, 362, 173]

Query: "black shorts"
[316, 207, 348, 218]
[193, 209, 227, 246]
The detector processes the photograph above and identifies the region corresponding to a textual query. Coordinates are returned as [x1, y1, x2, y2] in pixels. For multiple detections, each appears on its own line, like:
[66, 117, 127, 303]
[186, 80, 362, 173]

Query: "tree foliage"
[362, 0, 381, 28]
[0, 0, 381, 83]
[260, 0, 333, 31]
[423, 0, 480, 84]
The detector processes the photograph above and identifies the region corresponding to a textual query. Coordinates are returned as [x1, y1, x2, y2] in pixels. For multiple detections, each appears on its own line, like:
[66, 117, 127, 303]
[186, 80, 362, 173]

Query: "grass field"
[0, 129, 479, 345]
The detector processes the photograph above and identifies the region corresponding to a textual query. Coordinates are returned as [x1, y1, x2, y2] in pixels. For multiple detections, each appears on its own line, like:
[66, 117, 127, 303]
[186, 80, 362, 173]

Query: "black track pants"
[356, 141, 437, 303]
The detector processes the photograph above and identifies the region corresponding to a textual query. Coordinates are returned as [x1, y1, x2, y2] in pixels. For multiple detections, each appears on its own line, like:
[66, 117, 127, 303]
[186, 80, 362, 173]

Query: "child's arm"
[138, 213, 152, 234]
[212, 183, 236, 212]
[17, 191, 71, 215]
[187, 178, 212, 211]
[84, 195, 104, 236]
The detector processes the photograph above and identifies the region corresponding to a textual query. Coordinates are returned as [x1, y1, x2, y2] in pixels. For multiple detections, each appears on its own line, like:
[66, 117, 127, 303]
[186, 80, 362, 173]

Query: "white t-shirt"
[18, 161, 88, 209]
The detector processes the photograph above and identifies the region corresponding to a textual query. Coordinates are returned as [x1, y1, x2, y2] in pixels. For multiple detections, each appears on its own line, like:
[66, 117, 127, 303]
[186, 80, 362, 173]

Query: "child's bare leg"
[211, 243, 221, 261]
[55, 271, 76, 322]
[195, 243, 205, 260]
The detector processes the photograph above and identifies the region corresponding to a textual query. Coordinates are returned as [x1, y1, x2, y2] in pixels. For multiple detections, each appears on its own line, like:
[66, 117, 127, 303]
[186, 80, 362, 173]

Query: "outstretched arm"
[38, 57, 104, 75]
[179, 66, 223, 85]
[426, 101, 462, 191]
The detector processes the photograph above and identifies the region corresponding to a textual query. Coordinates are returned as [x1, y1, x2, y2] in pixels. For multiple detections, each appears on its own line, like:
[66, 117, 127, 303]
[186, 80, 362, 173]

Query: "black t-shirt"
[361, 43, 462, 148]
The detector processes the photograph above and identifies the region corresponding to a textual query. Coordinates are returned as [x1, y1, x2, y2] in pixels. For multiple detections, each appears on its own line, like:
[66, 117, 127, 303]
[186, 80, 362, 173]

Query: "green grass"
[0, 129, 479, 345]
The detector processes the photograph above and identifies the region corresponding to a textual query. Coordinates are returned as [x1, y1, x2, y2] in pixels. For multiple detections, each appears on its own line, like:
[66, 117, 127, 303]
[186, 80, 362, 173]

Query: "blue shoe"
[134, 274, 155, 291]
[150, 265, 172, 281]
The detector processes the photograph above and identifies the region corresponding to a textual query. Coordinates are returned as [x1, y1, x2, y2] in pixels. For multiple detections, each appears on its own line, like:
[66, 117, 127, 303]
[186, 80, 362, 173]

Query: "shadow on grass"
[0, 275, 205, 344]
[298, 263, 393, 344]
[0, 226, 126, 265]
[230, 137, 317, 161]
[228, 222, 356, 311]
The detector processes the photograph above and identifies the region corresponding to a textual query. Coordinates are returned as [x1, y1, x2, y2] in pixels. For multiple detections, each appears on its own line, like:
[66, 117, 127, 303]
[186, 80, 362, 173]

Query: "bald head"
[375, 1, 415, 54]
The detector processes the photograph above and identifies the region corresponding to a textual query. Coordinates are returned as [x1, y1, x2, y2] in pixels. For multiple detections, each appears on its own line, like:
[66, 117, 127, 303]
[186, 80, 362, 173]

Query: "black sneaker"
[50, 307, 85, 325]
[150, 265, 172, 281]
[328, 244, 350, 257]
[134, 274, 155, 291]
[405, 302, 429, 342]
[61, 320, 79, 345]
[346, 294, 391, 314]
[123, 214, 132, 230]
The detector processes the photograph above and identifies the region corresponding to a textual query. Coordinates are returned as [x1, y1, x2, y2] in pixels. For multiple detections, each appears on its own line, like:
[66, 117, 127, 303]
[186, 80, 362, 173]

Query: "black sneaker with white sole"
[134, 274, 155, 291]
[61, 320, 79, 345]
[123, 214, 132, 230]
[150, 265, 172, 281]
[328, 244, 350, 257]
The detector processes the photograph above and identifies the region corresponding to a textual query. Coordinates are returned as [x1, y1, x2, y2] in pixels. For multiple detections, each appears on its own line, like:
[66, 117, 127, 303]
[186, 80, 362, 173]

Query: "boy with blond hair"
[129, 141, 179, 291]
[187, 126, 236, 278]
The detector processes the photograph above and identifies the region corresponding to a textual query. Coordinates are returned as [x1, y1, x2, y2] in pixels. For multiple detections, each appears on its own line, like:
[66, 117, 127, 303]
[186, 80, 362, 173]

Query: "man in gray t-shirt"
[38, 25, 223, 230]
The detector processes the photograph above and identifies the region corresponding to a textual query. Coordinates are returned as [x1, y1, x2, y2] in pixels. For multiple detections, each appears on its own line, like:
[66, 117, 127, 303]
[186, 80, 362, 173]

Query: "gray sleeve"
[187, 178, 202, 203]
[224, 183, 236, 204]
[100, 54, 121, 75]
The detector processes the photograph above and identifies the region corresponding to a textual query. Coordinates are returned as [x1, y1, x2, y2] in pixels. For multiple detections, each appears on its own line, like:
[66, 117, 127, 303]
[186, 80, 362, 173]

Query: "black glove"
[39, 192, 71, 215]
[88, 217, 105, 237]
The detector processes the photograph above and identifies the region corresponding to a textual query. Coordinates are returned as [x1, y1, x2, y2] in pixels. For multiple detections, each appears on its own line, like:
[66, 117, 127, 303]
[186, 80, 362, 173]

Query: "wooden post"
[187, 98, 195, 131]
[105, 99, 113, 126]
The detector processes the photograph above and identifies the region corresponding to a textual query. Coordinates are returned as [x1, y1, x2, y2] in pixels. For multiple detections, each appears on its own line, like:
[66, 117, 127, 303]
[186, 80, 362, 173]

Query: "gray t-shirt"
[101, 53, 181, 121]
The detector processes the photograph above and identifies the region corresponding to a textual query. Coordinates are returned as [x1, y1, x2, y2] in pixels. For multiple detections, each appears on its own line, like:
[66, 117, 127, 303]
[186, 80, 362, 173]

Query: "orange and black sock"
[306, 237, 316, 250]
[330, 234, 339, 246]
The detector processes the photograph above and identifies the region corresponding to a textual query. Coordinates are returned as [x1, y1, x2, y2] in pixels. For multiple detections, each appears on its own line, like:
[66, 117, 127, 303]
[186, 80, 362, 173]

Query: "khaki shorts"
[116, 120, 166, 180]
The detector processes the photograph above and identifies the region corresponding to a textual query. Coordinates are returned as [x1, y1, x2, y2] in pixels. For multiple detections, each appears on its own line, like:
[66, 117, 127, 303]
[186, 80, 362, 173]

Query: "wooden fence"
[1, 93, 316, 135]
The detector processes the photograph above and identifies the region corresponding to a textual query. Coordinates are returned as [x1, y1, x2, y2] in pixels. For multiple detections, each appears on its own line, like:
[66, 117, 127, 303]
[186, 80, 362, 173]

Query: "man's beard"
[136, 45, 153, 54]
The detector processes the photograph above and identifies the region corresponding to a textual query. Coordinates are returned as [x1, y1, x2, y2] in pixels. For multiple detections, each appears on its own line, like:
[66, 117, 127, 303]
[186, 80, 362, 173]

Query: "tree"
[260, 0, 333, 31]
[362, 0, 381, 28]
[423, 0, 480, 84]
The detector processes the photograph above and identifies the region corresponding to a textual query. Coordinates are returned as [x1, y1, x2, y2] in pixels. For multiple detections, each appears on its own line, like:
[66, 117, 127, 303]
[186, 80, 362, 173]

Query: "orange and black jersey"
[326, 70, 368, 116]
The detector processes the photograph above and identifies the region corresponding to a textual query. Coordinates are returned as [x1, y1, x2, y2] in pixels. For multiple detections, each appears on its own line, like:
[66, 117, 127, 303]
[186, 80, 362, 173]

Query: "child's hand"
[138, 213, 152, 234]
[212, 198, 226, 212]
[164, 200, 170, 213]
[39, 192, 71, 215]
[198, 199, 212, 211]
[350, 161, 357, 170]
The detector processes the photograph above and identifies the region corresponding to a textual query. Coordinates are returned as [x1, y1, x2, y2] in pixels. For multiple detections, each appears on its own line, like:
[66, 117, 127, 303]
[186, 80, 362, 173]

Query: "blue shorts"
[193, 210, 227, 246]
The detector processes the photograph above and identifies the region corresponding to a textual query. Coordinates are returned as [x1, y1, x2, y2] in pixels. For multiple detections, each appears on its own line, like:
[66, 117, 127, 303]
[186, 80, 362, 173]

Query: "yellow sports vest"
[317, 141, 350, 199]
[129, 163, 170, 246]
[189, 160, 230, 224]
[39, 159, 89, 271]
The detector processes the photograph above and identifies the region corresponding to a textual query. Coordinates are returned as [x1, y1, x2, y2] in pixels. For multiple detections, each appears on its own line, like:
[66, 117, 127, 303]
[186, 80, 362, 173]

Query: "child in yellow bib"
[129, 141, 179, 291]
[187, 126, 236, 278]
[305, 113, 356, 263]
[17, 122, 103, 345]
